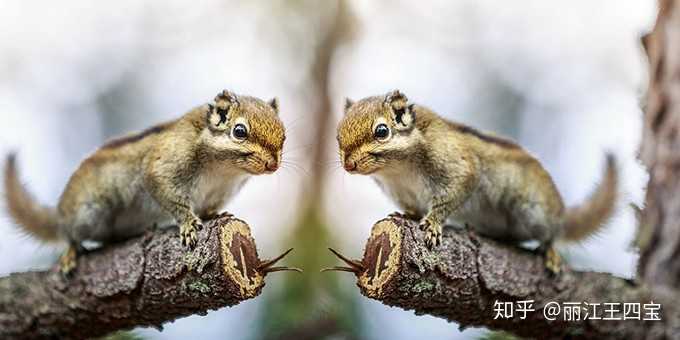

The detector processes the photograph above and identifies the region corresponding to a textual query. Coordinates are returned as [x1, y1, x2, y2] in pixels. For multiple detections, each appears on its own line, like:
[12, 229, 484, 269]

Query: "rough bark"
[639, 0, 680, 291]
[0, 216, 295, 340]
[329, 216, 680, 340]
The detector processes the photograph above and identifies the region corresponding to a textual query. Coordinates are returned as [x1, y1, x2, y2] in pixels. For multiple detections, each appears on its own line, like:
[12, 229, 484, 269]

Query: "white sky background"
[0, 1, 657, 339]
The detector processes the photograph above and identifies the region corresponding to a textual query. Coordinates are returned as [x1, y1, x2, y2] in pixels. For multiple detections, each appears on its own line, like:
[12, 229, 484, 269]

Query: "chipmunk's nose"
[344, 159, 357, 172]
[265, 160, 279, 172]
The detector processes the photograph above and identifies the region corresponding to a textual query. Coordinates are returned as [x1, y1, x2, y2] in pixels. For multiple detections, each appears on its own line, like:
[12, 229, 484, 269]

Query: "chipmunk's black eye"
[374, 123, 390, 140]
[232, 123, 248, 140]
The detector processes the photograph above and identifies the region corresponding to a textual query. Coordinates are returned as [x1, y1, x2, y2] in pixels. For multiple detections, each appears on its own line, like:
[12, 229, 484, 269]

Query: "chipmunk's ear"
[208, 90, 240, 131]
[268, 97, 279, 114]
[344, 98, 354, 115]
[384, 90, 415, 131]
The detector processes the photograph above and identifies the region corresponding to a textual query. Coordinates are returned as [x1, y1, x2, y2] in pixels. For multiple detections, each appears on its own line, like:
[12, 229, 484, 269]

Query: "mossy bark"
[334, 216, 679, 339]
[0, 216, 285, 340]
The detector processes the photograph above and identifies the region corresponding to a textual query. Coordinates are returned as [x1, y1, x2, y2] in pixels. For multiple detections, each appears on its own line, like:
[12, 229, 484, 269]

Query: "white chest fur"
[372, 163, 433, 215]
[192, 164, 249, 213]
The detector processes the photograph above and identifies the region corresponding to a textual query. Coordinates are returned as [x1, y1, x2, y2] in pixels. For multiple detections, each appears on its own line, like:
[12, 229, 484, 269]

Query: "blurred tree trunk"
[255, 1, 363, 339]
[639, 0, 680, 291]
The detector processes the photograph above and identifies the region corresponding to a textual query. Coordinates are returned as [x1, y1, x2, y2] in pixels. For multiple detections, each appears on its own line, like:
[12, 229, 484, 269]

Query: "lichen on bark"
[0, 215, 297, 340]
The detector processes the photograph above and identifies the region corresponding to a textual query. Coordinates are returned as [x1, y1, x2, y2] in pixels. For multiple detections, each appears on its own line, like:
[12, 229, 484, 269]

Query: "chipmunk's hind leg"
[538, 242, 562, 275]
[59, 241, 85, 276]
[59, 204, 104, 276]
[512, 202, 562, 274]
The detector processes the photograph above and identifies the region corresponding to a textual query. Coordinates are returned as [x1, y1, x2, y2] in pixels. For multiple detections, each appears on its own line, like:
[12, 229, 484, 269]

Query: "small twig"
[321, 247, 364, 273]
[259, 248, 303, 274]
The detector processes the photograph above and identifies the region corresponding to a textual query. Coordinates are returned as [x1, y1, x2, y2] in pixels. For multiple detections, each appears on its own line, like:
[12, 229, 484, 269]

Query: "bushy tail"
[3, 153, 60, 242]
[561, 153, 618, 242]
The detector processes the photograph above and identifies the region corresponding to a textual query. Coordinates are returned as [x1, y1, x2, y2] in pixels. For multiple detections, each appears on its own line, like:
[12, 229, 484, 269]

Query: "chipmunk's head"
[337, 90, 420, 175]
[202, 90, 285, 175]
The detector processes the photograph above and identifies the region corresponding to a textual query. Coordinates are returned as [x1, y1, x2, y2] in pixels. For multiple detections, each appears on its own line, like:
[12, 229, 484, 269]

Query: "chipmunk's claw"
[59, 245, 78, 277]
[201, 210, 233, 222]
[388, 211, 405, 218]
[545, 247, 562, 275]
[420, 218, 442, 249]
[389, 210, 421, 221]
[180, 219, 201, 248]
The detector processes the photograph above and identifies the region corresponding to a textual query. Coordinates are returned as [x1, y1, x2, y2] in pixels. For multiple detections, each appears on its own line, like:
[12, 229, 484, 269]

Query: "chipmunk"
[4, 90, 285, 274]
[337, 90, 618, 272]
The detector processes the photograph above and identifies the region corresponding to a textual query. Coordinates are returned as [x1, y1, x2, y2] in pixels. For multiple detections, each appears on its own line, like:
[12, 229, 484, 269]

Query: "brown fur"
[337, 90, 618, 250]
[101, 121, 175, 149]
[446, 121, 520, 149]
[3, 90, 285, 272]
[3, 153, 60, 241]
[562, 154, 618, 241]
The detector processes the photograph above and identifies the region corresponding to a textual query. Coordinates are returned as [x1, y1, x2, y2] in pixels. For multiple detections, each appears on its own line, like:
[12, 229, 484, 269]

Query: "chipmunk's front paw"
[419, 217, 442, 249]
[201, 210, 233, 221]
[389, 210, 421, 221]
[214, 211, 233, 219]
[180, 218, 202, 248]
[388, 211, 405, 218]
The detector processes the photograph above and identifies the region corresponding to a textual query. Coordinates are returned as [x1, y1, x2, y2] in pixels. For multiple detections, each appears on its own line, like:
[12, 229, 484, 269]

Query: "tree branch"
[328, 216, 679, 339]
[0, 216, 297, 340]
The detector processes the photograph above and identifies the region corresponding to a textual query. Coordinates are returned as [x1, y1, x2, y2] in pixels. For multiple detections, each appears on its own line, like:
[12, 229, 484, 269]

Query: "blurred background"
[0, 0, 657, 339]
